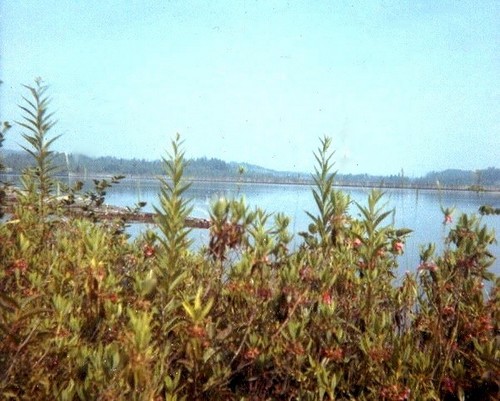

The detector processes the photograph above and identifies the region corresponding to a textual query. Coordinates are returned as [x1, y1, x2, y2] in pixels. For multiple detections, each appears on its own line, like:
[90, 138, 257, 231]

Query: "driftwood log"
[92, 209, 211, 229]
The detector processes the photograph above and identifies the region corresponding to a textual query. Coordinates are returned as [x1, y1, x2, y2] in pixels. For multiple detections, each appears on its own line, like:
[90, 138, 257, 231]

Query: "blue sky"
[1, 1, 498, 176]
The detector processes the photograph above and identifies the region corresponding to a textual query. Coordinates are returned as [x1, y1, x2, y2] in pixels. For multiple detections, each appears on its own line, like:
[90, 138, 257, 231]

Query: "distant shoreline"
[188, 177, 500, 193]
[2, 172, 500, 194]
[2, 150, 499, 193]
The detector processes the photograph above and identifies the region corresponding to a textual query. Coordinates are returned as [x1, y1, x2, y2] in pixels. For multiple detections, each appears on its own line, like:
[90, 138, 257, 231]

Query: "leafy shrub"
[0, 83, 498, 400]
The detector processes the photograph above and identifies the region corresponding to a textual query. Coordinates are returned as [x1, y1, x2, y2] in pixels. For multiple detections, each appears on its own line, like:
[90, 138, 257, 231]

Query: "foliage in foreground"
[0, 82, 499, 400]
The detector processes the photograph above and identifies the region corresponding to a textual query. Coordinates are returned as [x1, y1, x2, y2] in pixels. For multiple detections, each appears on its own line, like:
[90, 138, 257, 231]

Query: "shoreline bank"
[2, 173, 500, 194]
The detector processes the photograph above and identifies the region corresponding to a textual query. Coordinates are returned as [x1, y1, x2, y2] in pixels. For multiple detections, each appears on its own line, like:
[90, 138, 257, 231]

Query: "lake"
[103, 179, 500, 277]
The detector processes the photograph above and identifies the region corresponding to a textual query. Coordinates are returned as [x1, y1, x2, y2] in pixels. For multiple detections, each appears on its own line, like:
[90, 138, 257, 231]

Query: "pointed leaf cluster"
[154, 133, 193, 269]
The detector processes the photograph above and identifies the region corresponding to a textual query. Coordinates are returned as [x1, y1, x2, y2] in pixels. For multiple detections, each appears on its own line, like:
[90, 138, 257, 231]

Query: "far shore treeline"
[1, 148, 499, 191]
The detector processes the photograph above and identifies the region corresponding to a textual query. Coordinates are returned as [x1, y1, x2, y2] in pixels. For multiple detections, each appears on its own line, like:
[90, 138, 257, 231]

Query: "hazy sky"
[1, 1, 498, 176]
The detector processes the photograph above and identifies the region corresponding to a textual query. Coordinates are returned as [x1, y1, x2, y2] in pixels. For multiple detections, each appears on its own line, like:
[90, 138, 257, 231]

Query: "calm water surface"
[105, 180, 500, 277]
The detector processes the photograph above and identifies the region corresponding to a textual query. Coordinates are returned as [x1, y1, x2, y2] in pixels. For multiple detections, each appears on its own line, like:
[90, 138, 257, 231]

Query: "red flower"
[441, 305, 455, 317]
[441, 376, 456, 393]
[380, 385, 411, 401]
[368, 346, 391, 362]
[288, 341, 305, 356]
[322, 347, 344, 362]
[143, 244, 155, 258]
[443, 214, 453, 224]
[257, 287, 272, 300]
[244, 347, 260, 360]
[321, 291, 332, 305]
[478, 315, 494, 332]
[13, 259, 28, 272]
[106, 293, 119, 302]
[189, 324, 207, 339]
[418, 261, 438, 273]
[299, 265, 313, 281]
[393, 241, 404, 253]
[352, 238, 362, 248]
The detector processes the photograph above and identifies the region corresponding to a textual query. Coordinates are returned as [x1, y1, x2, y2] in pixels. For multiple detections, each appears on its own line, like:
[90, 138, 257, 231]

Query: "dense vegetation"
[2, 146, 499, 189]
[1, 82, 499, 400]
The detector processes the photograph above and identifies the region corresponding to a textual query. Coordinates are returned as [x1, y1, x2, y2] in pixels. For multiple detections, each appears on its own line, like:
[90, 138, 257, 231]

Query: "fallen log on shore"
[92, 208, 211, 229]
[1, 187, 211, 229]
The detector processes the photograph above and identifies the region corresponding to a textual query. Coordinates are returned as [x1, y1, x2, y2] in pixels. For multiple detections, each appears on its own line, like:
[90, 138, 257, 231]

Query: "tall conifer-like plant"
[0, 80, 10, 172]
[17, 78, 60, 217]
[0, 121, 11, 219]
[0, 78, 12, 219]
[301, 136, 351, 250]
[154, 133, 193, 269]
[0, 122, 10, 171]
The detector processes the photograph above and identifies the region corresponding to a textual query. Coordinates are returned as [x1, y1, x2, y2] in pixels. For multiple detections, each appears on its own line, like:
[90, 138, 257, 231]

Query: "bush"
[0, 83, 498, 400]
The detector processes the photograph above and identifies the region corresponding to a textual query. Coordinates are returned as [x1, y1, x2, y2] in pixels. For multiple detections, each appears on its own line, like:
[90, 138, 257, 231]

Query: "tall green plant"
[0, 122, 12, 219]
[0, 79, 10, 172]
[301, 136, 351, 250]
[154, 133, 193, 269]
[0, 78, 12, 219]
[17, 78, 60, 217]
[0, 123, 11, 173]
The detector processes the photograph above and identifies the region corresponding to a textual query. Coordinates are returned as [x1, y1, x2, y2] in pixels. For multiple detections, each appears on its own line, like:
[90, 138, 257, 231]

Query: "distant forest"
[1, 149, 499, 190]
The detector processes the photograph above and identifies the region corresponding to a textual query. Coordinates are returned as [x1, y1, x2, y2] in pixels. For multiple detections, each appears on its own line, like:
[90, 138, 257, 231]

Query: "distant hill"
[1, 149, 499, 190]
[336, 168, 500, 189]
[0, 149, 307, 183]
